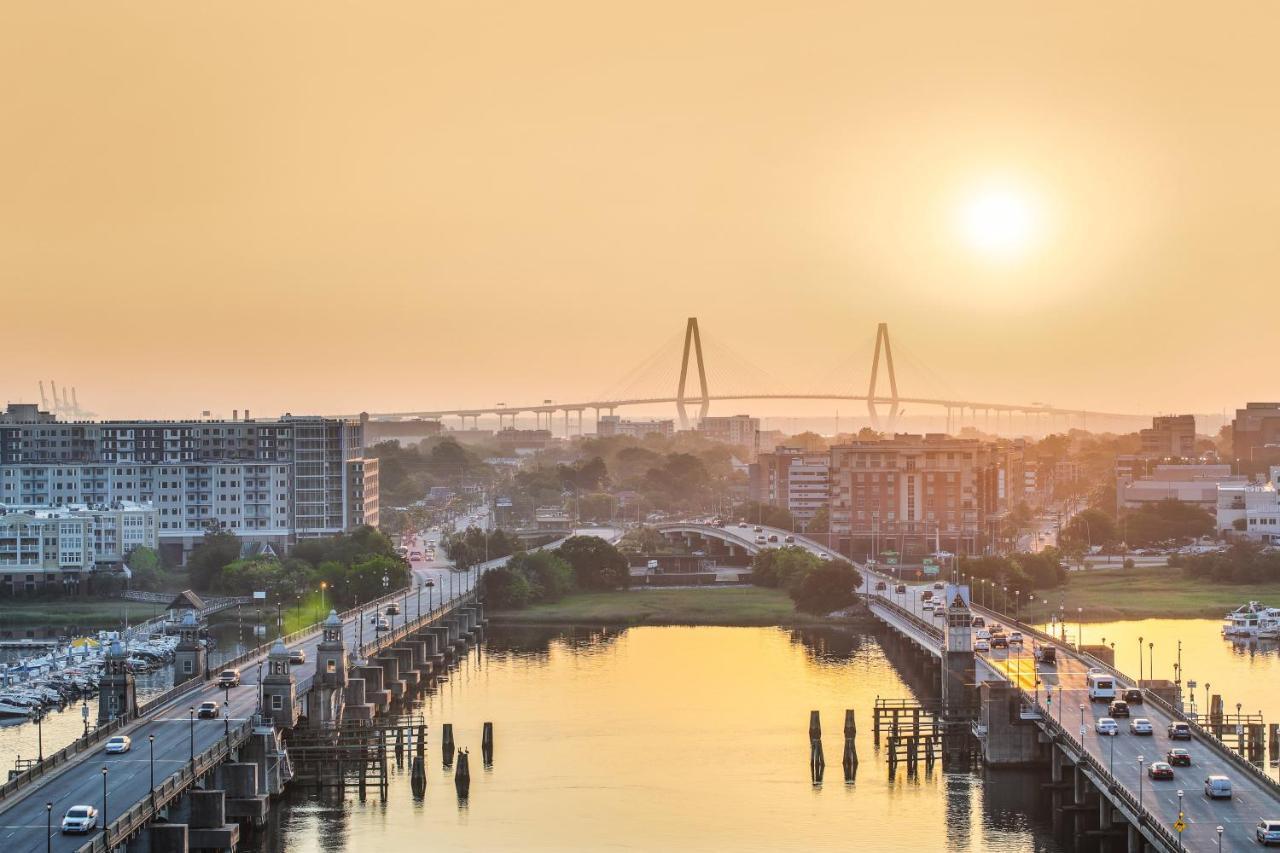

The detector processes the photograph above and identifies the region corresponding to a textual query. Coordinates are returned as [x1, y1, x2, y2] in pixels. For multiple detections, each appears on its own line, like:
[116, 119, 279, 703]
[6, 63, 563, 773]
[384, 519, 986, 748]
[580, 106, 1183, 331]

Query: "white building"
[1117, 464, 1246, 511]
[1216, 467, 1280, 542]
[0, 501, 158, 595]
[597, 416, 675, 439]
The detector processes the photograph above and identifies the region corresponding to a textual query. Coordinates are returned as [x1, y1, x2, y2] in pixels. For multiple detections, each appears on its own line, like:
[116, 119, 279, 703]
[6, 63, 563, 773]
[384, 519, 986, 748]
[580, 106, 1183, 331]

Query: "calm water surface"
[263, 626, 1064, 853]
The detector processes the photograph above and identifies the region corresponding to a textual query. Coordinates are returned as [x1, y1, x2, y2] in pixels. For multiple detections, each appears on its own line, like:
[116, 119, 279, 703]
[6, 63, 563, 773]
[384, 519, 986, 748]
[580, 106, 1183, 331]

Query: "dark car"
[1167, 721, 1192, 740]
[1147, 761, 1174, 780]
[1108, 700, 1130, 718]
[288, 649, 306, 665]
[1167, 748, 1192, 766]
[921, 590, 933, 601]
[875, 581, 887, 592]
[384, 603, 400, 616]
[1123, 688, 1143, 704]
[991, 635, 1009, 649]
[196, 701, 220, 719]
[895, 584, 907, 594]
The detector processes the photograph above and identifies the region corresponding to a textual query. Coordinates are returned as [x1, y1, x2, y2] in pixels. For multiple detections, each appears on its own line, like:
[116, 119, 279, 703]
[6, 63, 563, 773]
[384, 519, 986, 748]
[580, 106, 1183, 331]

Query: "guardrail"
[1028, 691, 1183, 853]
[867, 595, 944, 644]
[74, 718, 255, 853]
[0, 715, 129, 803]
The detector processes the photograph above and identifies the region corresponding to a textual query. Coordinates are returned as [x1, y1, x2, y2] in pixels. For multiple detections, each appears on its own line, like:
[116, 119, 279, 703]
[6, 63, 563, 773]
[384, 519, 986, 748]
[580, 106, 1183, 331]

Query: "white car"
[1256, 820, 1280, 846]
[61, 805, 99, 834]
[1129, 718, 1154, 735]
[1008, 632, 1024, 645]
[976, 629, 992, 641]
[974, 639, 990, 652]
[1096, 718, 1120, 736]
[104, 735, 132, 754]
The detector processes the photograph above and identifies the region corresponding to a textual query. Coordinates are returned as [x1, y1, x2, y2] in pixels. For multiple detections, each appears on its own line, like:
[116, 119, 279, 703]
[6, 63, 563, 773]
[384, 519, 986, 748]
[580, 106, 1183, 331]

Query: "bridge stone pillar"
[356, 664, 389, 710]
[261, 638, 298, 729]
[308, 610, 348, 729]
[392, 646, 419, 688]
[376, 653, 404, 699]
[173, 611, 206, 687]
[428, 627, 454, 662]
[98, 637, 137, 723]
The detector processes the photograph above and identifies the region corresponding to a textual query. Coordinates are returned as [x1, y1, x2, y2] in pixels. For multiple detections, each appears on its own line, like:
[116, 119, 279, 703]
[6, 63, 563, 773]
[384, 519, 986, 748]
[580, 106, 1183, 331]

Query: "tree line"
[480, 536, 631, 609]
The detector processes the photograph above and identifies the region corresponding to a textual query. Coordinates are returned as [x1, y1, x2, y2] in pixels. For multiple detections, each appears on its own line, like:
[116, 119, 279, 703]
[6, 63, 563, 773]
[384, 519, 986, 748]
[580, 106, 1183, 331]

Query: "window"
[272, 695, 283, 711]
[183, 660, 193, 673]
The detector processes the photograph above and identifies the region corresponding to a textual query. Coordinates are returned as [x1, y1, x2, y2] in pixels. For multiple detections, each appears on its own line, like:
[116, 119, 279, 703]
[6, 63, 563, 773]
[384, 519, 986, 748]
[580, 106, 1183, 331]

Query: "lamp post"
[1056, 685, 1063, 723]
[1077, 607, 1083, 649]
[1148, 641, 1154, 684]
[1176, 789, 1184, 853]
[36, 704, 43, 762]
[149, 734, 156, 812]
[188, 706, 195, 762]
[224, 700, 230, 736]
[82, 699, 89, 739]
[1138, 636, 1145, 682]
[101, 766, 109, 839]
[45, 802, 51, 853]
[427, 579, 435, 613]
[1079, 703, 1086, 740]
[1217, 825, 1224, 852]
[1109, 729, 1116, 776]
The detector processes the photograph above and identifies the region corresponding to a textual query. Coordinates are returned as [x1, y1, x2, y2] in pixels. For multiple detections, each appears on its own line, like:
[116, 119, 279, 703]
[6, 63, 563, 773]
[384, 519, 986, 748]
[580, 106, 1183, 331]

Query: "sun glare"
[958, 184, 1041, 261]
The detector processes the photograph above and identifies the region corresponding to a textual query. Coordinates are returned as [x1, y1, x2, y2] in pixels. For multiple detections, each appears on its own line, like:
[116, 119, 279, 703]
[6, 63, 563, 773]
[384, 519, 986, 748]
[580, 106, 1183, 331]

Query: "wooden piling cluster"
[872, 697, 941, 777]
[809, 711, 825, 783]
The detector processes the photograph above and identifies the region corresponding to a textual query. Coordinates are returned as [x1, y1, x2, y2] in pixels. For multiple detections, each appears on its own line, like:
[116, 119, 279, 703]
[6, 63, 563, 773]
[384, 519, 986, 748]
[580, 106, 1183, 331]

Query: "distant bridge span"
[349, 319, 1150, 432]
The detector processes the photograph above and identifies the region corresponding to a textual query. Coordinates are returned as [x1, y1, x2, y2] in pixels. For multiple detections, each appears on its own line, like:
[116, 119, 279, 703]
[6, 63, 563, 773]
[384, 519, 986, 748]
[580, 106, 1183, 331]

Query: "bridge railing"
[1027, 690, 1182, 852]
[982, 604, 1280, 797]
[867, 594, 943, 643]
[74, 718, 255, 853]
[0, 715, 130, 804]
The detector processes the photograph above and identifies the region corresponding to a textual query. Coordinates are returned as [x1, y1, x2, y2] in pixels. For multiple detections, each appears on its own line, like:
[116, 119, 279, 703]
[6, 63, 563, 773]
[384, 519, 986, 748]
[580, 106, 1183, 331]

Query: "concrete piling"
[842, 709, 858, 780]
[455, 749, 471, 798]
[411, 755, 426, 799]
[443, 723, 456, 767]
[482, 721, 494, 766]
[417, 724, 426, 757]
[809, 710, 825, 783]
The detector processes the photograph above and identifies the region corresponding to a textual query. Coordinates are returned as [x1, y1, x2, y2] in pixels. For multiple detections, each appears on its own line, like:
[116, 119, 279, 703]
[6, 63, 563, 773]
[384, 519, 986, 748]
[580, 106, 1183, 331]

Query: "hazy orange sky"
[2, 2, 1277, 422]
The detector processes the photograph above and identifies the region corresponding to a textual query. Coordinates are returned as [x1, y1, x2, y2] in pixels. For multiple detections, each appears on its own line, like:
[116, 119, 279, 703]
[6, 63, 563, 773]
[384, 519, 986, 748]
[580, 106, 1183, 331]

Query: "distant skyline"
[4, 2, 1279, 420]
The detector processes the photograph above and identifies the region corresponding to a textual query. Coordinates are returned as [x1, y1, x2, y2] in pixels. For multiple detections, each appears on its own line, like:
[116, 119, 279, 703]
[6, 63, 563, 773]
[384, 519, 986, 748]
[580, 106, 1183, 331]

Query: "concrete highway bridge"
[0, 530, 621, 853]
[665, 521, 1280, 852]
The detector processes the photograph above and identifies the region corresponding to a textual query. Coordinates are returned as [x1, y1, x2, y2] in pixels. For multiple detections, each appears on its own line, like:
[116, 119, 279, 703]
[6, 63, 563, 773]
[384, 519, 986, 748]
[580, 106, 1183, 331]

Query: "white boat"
[1223, 602, 1280, 637]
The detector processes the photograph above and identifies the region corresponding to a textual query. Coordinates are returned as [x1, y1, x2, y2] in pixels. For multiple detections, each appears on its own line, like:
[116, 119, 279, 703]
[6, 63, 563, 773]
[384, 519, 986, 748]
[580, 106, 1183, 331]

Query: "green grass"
[0, 599, 166, 628]
[490, 586, 839, 627]
[1020, 566, 1280, 622]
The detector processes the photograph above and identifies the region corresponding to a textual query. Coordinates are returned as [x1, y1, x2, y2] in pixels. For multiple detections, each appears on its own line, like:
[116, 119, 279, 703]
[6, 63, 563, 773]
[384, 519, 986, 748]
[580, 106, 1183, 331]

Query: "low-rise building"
[1139, 415, 1197, 459]
[697, 415, 760, 457]
[0, 501, 158, 596]
[1232, 402, 1280, 475]
[1216, 467, 1280, 541]
[1117, 463, 1245, 511]
[597, 416, 675, 439]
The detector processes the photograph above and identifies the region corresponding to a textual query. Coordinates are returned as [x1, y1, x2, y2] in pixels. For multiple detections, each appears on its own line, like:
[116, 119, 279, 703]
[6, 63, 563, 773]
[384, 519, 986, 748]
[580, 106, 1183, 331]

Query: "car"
[60, 805, 99, 834]
[755, 535, 767, 544]
[923, 601, 935, 611]
[104, 735, 132, 754]
[1204, 775, 1233, 799]
[974, 639, 990, 652]
[1166, 748, 1192, 766]
[197, 701, 220, 719]
[784, 535, 795, 543]
[1034, 644, 1057, 665]
[1008, 632, 1024, 645]
[692, 549, 706, 556]
[976, 629, 992, 641]
[385, 603, 400, 615]
[409, 551, 422, 561]
[753, 526, 763, 533]
[933, 582, 944, 590]
[991, 635, 1009, 649]
[216, 668, 241, 688]
[933, 609, 946, 619]
[1257, 820, 1280, 846]
[1129, 718, 1154, 735]
[1146, 761, 1174, 780]
[767, 535, 779, 543]
[1123, 688, 1143, 704]
[1096, 718, 1120, 736]
[875, 581, 887, 592]
[375, 616, 390, 631]
[895, 584, 906, 594]
[1108, 700, 1130, 718]
[921, 590, 934, 601]
[738, 522, 748, 528]
[971, 617, 986, 628]
[1167, 721, 1192, 740]
[288, 649, 306, 665]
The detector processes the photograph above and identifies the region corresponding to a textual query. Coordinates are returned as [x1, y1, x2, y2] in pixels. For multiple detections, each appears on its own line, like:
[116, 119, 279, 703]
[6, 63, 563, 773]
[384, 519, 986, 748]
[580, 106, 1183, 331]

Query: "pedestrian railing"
[0, 716, 129, 803]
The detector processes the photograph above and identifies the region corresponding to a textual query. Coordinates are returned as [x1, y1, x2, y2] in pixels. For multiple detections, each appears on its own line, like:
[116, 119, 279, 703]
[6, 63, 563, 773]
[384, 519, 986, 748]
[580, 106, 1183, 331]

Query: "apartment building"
[0, 406, 376, 563]
[827, 434, 1022, 559]
[0, 501, 157, 595]
[697, 415, 760, 458]
[749, 447, 830, 529]
[1232, 403, 1280, 475]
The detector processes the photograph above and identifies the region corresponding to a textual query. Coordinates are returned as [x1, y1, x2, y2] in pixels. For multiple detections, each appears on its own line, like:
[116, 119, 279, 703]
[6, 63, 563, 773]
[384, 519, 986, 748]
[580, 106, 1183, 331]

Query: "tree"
[125, 546, 165, 591]
[480, 566, 534, 609]
[790, 561, 863, 615]
[187, 527, 242, 590]
[1121, 500, 1214, 547]
[508, 551, 575, 602]
[751, 546, 822, 589]
[805, 506, 830, 535]
[733, 501, 794, 530]
[1061, 508, 1118, 550]
[556, 536, 629, 590]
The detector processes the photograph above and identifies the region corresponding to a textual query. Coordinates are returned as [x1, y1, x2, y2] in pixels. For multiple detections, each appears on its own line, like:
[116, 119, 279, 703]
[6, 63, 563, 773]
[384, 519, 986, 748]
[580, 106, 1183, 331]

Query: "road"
[0, 520, 621, 853]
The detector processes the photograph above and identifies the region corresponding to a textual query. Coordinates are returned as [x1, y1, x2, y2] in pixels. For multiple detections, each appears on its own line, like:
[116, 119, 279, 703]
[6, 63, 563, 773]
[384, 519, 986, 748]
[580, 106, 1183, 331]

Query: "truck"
[1034, 644, 1057, 665]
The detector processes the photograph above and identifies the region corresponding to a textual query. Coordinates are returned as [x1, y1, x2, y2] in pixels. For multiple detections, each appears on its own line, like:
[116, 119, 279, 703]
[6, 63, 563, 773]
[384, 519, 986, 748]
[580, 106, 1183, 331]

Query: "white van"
[1204, 775, 1233, 800]
[1087, 671, 1116, 702]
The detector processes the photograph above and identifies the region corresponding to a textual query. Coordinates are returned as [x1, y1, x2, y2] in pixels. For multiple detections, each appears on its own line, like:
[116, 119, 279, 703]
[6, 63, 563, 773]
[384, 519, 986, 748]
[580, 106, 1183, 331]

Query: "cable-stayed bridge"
[356, 318, 1150, 435]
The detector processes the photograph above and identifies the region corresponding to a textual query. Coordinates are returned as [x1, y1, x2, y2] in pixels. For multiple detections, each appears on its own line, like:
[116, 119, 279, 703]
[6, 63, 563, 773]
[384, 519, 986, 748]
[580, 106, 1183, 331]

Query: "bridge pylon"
[676, 317, 710, 429]
[867, 322, 900, 433]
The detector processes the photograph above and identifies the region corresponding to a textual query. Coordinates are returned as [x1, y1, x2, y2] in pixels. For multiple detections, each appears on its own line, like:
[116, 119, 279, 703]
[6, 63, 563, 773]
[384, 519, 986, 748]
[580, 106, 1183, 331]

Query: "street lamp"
[82, 699, 89, 739]
[427, 578, 435, 613]
[224, 700, 230, 736]
[1217, 825, 1224, 852]
[1138, 636, 1145, 682]
[1077, 607, 1083, 649]
[189, 706, 195, 762]
[149, 734, 156, 812]
[45, 802, 52, 853]
[1137, 755, 1145, 808]
[1176, 789, 1185, 853]
[320, 581, 328, 620]
[101, 766, 109, 838]
[37, 704, 43, 762]
[1056, 685, 1063, 723]
[1079, 703, 1086, 740]
[1148, 641, 1154, 683]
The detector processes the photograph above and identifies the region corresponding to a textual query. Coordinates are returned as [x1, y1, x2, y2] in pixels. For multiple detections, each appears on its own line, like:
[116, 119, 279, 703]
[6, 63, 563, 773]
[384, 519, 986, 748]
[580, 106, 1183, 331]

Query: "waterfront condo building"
[827, 434, 1023, 559]
[0, 405, 378, 564]
[749, 448, 830, 530]
[0, 500, 157, 595]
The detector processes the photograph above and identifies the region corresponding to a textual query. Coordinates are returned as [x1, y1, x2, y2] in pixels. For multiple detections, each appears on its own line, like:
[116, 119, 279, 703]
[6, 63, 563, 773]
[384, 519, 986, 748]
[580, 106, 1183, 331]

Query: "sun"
[957, 183, 1041, 261]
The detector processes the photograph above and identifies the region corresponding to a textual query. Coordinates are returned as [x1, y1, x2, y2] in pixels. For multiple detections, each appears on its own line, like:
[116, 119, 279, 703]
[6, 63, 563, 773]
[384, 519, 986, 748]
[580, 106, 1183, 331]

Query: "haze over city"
[5, 2, 1280, 418]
